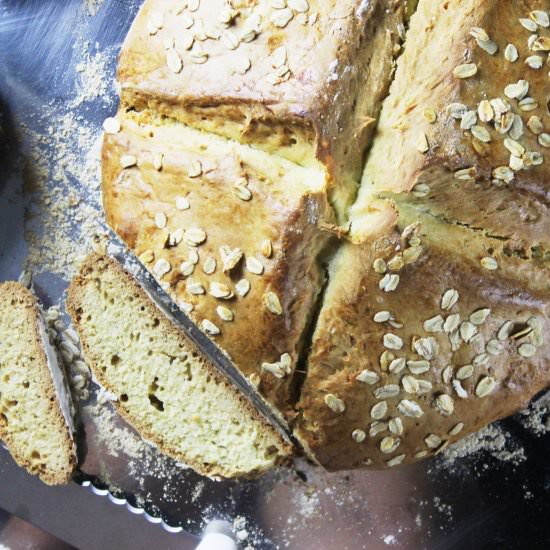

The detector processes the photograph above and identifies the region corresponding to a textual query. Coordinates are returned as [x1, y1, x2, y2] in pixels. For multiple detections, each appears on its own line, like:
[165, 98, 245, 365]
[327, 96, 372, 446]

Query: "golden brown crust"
[117, 0, 409, 215]
[363, 0, 550, 256]
[102, 111, 332, 418]
[295, 213, 550, 470]
[0, 282, 76, 485]
[67, 254, 292, 479]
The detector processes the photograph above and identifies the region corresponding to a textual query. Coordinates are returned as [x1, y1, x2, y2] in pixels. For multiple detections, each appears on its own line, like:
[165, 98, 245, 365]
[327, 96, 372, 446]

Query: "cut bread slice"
[0, 282, 76, 485]
[66, 254, 292, 479]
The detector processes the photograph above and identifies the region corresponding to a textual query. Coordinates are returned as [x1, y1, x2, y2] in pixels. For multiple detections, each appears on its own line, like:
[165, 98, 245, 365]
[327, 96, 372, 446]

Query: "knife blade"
[106, 234, 293, 444]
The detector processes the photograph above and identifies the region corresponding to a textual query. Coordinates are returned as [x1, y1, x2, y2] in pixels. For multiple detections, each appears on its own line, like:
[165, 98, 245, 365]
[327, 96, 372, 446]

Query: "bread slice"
[102, 109, 332, 420]
[66, 254, 291, 479]
[0, 282, 76, 485]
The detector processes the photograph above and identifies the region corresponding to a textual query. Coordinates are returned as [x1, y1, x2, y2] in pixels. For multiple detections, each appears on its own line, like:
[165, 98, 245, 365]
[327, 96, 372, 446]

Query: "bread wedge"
[67, 254, 291, 479]
[0, 282, 76, 485]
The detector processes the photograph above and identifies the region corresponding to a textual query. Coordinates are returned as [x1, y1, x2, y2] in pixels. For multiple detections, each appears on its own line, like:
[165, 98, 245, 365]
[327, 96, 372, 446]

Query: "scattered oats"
[262, 361, 287, 379]
[188, 248, 200, 265]
[475, 376, 496, 398]
[414, 337, 437, 360]
[477, 38, 498, 55]
[519, 17, 538, 32]
[261, 239, 273, 258]
[449, 422, 464, 436]
[246, 256, 264, 275]
[324, 393, 346, 413]
[175, 196, 190, 210]
[531, 10, 550, 27]
[271, 46, 287, 68]
[154, 212, 167, 229]
[387, 255, 404, 271]
[441, 289, 459, 310]
[202, 256, 216, 275]
[416, 133, 429, 153]
[398, 399, 424, 418]
[373, 258, 387, 274]
[181, 13, 194, 29]
[425, 434, 442, 449]
[185, 227, 207, 246]
[442, 365, 453, 385]
[424, 315, 444, 333]
[504, 138, 525, 157]
[221, 29, 240, 50]
[383, 333, 403, 350]
[460, 111, 477, 132]
[423, 108, 437, 123]
[412, 183, 430, 197]
[216, 305, 234, 322]
[504, 79, 529, 100]
[417, 380, 432, 394]
[220, 246, 243, 272]
[386, 454, 406, 467]
[509, 114, 524, 140]
[233, 55, 251, 75]
[236, 279, 251, 297]
[371, 401, 388, 420]
[403, 245, 423, 264]
[357, 370, 380, 385]
[103, 117, 120, 134]
[402, 375, 419, 394]
[168, 228, 184, 247]
[539, 133, 550, 148]
[454, 167, 476, 180]
[389, 358, 407, 374]
[264, 291, 283, 315]
[477, 100, 494, 123]
[518, 343, 537, 358]
[271, 8, 293, 28]
[379, 273, 400, 292]
[452, 379, 469, 399]
[234, 182, 252, 201]
[497, 320, 514, 341]
[166, 49, 183, 73]
[504, 43, 519, 62]
[369, 421, 388, 436]
[525, 151, 543, 166]
[352, 429, 366, 443]
[470, 308, 491, 325]
[374, 311, 391, 323]
[153, 258, 171, 277]
[380, 436, 400, 454]
[480, 256, 498, 270]
[407, 360, 430, 375]
[139, 249, 155, 264]
[434, 394, 454, 416]
[374, 384, 400, 399]
[471, 125, 491, 143]
[190, 46, 208, 64]
[444, 313, 461, 333]
[187, 281, 205, 295]
[453, 63, 478, 78]
[473, 353, 489, 367]
[210, 282, 233, 300]
[188, 160, 202, 178]
[526, 55, 543, 69]
[492, 165, 515, 183]
[460, 321, 477, 343]
[380, 351, 395, 371]
[456, 365, 474, 380]
[120, 154, 137, 168]
[201, 319, 220, 336]
[180, 261, 195, 277]
[389, 417, 404, 436]
[414, 450, 428, 459]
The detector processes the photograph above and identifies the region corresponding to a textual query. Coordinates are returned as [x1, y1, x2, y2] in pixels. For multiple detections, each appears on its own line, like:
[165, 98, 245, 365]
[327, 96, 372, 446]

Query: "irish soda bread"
[0, 283, 76, 485]
[102, 0, 550, 471]
[67, 254, 291, 478]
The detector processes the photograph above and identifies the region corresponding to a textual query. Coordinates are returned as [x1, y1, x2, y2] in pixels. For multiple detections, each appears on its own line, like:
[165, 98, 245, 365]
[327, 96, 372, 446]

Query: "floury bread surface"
[67, 254, 291, 479]
[0, 283, 76, 485]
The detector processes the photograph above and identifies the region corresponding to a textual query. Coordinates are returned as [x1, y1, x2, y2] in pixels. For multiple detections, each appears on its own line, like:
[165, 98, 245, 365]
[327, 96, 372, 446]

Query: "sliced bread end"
[0, 282, 76, 485]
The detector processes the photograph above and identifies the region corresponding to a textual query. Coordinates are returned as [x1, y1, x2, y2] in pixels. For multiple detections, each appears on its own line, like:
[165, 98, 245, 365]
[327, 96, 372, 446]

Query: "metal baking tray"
[2, 1, 550, 548]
